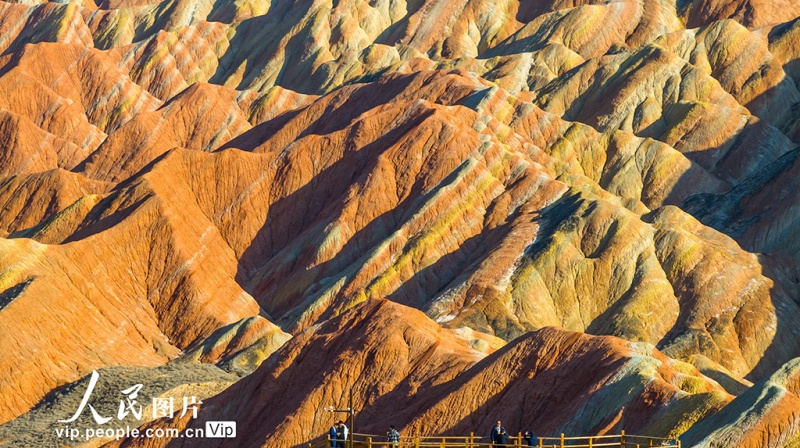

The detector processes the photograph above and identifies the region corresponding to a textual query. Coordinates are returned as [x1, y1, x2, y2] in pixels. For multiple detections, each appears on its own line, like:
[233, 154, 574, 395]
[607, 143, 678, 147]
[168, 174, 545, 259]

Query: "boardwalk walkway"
[310, 431, 680, 448]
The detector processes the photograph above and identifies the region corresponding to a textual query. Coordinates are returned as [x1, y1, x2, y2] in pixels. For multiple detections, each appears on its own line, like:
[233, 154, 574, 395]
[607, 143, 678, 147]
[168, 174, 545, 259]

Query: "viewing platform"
[310, 431, 681, 448]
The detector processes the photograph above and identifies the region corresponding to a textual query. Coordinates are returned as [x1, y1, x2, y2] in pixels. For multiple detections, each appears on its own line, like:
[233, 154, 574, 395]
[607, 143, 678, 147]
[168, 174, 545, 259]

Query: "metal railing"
[309, 431, 680, 448]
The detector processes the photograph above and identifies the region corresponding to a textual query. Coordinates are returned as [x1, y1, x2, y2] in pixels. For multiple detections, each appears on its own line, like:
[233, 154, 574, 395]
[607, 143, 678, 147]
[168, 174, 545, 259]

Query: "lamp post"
[324, 387, 355, 448]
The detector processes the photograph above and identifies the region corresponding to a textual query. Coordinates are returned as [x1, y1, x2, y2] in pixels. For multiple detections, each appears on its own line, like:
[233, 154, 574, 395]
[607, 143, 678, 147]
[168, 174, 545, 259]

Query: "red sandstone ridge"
[0, 0, 798, 446]
[111, 300, 730, 447]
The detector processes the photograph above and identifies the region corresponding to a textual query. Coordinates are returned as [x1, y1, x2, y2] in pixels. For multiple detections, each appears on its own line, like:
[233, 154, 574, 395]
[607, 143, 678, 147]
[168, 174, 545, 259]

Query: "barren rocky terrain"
[0, 0, 798, 447]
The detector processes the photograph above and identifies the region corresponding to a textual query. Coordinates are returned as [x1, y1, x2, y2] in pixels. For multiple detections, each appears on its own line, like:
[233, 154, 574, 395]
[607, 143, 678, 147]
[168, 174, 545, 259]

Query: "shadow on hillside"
[677, 145, 800, 383]
[633, 74, 800, 383]
[234, 106, 455, 325]
[217, 73, 419, 153]
[746, 256, 800, 381]
[207, 0, 341, 95]
[224, 44, 800, 384]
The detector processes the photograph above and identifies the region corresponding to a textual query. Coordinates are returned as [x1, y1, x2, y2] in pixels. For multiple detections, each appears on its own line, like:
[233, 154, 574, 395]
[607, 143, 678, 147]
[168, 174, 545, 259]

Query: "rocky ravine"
[0, 0, 798, 447]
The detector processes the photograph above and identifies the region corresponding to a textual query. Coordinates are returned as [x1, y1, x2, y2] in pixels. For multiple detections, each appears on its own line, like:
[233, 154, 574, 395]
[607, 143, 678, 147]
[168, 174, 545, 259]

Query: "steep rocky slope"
[0, 0, 798, 446]
[681, 357, 800, 448]
[113, 300, 732, 448]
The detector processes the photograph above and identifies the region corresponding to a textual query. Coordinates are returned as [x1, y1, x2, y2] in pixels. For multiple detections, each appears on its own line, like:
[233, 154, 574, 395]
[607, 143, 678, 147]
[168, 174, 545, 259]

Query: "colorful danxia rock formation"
[0, 0, 798, 447]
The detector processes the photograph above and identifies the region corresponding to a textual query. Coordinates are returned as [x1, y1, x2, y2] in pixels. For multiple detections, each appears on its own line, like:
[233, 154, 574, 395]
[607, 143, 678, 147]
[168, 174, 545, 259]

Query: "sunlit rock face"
[115, 300, 733, 448]
[0, 0, 799, 446]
